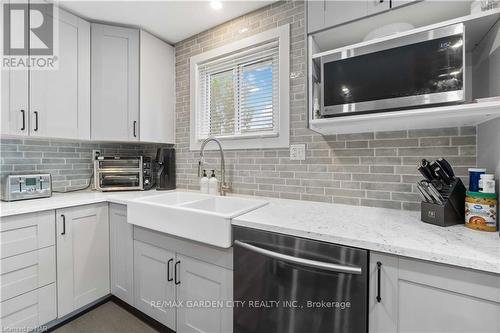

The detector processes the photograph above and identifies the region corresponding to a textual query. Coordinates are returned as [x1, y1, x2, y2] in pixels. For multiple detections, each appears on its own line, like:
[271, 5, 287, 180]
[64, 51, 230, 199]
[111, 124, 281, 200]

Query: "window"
[190, 25, 289, 150]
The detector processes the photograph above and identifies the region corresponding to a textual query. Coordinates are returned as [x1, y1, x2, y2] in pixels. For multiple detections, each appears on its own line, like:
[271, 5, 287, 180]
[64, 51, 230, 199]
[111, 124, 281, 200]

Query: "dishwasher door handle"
[234, 240, 362, 275]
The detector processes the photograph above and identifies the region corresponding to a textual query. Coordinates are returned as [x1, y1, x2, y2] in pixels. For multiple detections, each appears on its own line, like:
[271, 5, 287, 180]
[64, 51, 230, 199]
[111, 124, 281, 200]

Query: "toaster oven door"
[96, 172, 143, 191]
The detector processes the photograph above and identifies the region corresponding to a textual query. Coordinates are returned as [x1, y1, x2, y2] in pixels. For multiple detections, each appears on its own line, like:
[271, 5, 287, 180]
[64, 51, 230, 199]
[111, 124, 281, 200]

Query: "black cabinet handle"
[20, 110, 25, 130]
[167, 258, 174, 282]
[376, 261, 382, 303]
[133, 121, 137, 137]
[61, 214, 66, 235]
[174, 260, 181, 285]
[34, 111, 39, 131]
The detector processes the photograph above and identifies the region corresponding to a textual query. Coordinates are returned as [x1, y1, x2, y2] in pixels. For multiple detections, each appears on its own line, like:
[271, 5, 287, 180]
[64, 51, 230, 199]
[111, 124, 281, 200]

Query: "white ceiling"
[59, 0, 274, 44]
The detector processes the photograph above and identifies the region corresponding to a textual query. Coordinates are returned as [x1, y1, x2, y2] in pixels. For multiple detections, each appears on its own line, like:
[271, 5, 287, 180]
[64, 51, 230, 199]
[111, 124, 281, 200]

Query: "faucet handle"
[197, 160, 202, 177]
[220, 182, 231, 196]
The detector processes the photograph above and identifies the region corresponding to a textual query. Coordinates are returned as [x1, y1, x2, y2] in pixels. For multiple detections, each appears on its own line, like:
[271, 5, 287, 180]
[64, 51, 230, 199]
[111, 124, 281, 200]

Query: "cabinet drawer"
[0, 211, 55, 259]
[399, 257, 500, 303]
[0, 283, 57, 331]
[0, 246, 56, 302]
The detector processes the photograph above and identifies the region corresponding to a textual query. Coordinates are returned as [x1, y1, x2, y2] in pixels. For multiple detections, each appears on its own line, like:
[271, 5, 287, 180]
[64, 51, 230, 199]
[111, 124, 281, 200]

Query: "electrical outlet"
[290, 144, 306, 161]
[92, 150, 101, 160]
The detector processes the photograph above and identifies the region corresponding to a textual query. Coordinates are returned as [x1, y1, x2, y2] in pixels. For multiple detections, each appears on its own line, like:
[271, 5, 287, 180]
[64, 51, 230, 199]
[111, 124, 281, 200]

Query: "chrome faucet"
[198, 137, 230, 196]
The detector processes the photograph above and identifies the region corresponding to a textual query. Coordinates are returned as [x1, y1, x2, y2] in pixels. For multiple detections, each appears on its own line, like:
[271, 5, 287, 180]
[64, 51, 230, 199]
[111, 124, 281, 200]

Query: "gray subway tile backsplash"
[0, 136, 168, 192]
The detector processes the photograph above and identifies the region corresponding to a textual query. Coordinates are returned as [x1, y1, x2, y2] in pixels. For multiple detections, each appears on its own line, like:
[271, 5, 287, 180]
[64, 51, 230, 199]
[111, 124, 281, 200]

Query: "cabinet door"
[134, 240, 176, 330]
[110, 204, 134, 306]
[307, 0, 325, 33]
[176, 254, 233, 333]
[367, 0, 391, 15]
[29, 8, 90, 140]
[324, 0, 367, 28]
[91, 24, 139, 142]
[56, 203, 110, 317]
[139, 30, 175, 144]
[0, 1, 29, 136]
[368, 252, 398, 333]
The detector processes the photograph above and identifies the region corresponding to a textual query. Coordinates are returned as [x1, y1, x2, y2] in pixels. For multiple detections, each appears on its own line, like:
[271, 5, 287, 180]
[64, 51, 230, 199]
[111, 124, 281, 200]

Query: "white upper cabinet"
[91, 24, 140, 142]
[1, 68, 29, 136]
[324, 0, 368, 28]
[1, 6, 90, 139]
[91, 25, 175, 143]
[307, 0, 418, 33]
[140, 31, 176, 144]
[30, 9, 90, 140]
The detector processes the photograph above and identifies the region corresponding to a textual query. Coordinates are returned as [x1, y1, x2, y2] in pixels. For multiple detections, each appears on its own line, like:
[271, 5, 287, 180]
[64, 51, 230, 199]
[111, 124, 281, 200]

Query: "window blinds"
[197, 40, 279, 139]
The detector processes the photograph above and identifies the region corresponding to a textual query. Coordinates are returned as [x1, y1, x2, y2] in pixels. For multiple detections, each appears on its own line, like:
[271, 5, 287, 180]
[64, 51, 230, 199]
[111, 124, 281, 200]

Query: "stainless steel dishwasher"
[233, 226, 368, 333]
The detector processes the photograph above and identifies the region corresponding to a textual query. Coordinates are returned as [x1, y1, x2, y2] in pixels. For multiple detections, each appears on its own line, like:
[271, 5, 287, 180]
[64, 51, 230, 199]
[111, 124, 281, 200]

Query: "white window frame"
[190, 24, 290, 151]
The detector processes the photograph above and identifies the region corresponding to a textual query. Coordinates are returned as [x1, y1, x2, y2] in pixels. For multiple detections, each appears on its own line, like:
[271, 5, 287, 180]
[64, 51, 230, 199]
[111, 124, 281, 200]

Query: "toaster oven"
[94, 156, 151, 191]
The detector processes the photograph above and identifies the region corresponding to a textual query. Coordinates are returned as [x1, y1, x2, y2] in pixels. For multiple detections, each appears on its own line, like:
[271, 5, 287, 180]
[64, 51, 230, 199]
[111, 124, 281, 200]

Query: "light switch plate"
[290, 144, 306, 161]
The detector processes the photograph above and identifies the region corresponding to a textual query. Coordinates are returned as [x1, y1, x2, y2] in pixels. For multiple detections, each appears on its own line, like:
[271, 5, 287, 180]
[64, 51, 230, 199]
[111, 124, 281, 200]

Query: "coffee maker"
[155, 147, 176, 190]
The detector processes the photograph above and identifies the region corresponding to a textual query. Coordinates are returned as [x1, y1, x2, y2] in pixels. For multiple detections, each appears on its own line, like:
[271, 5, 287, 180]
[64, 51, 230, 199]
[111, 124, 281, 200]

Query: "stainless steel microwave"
[320, 23, 465, 117]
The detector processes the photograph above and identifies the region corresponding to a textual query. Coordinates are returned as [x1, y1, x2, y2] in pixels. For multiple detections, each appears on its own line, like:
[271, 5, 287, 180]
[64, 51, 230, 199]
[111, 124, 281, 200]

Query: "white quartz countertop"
[0, 190, 164, 217]
[1, 190, 499, 274]
[233, 198, 500, 275]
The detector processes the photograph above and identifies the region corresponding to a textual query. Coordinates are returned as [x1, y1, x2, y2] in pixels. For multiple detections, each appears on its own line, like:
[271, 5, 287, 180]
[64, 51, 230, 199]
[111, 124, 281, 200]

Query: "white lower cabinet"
[0, 211, 57, 331]
[0, 247, 56, 302]
[176, 254, 233, 333]
[369, 252, 500, 333]
[56, 203, 110, 317]
[133, 227, 233, 333]
[134, 240, 176, 330]
[110, 204, 134, 305]
[0, 283, 57, 331]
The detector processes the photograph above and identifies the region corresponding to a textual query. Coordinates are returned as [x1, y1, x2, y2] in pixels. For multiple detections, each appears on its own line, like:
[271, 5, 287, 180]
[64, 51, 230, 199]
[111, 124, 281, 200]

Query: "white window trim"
[190, 24, 290, 151]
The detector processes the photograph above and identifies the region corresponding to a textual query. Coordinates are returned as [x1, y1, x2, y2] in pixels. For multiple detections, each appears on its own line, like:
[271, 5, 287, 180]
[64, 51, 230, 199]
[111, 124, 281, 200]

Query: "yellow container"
[465, 191, 497, 232]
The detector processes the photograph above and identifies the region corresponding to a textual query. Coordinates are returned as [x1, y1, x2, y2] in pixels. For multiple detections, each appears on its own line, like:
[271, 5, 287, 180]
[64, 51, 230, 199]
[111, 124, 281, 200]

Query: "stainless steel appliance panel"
[320, 23, 465, 116]
[234, 226, 368, 333]
[1, 174, 52, 201]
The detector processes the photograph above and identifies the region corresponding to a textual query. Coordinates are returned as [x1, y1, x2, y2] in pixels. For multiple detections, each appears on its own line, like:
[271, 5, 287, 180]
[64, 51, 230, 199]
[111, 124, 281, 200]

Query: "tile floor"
[53, 301, 160, 333]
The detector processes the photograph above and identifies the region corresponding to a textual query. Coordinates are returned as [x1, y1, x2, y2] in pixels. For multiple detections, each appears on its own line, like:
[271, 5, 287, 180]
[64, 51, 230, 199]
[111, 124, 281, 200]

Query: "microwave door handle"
[234, 240, 362, 275]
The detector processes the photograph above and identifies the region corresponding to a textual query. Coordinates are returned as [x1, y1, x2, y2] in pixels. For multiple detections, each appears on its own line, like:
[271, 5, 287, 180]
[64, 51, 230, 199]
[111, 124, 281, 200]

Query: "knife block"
[420, 178, 466, 227]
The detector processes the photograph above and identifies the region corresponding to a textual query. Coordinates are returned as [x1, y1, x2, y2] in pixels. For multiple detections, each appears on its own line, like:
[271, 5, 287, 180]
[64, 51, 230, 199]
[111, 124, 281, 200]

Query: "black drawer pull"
[61, 214, 66, 235]
[20, 110, 25, 130]
[133, 121, 137, 137]
[174, 260, 181, 285]
[34, 111, 39, 131]
[167, 258, 174, 282]
[376, 261, 382, 303]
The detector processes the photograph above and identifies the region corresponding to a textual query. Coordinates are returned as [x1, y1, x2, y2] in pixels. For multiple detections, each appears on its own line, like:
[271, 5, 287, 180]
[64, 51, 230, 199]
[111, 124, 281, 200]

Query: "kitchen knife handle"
[434, 167, 451, 185]
[437, 158, 455, 178]
[418, 165, 433, 182]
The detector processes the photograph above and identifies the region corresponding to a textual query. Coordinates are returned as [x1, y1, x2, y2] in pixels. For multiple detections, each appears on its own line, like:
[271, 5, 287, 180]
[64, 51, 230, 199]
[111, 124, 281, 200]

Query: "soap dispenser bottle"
[208, 170, 218, 195]
[200, 170, 209, 194]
